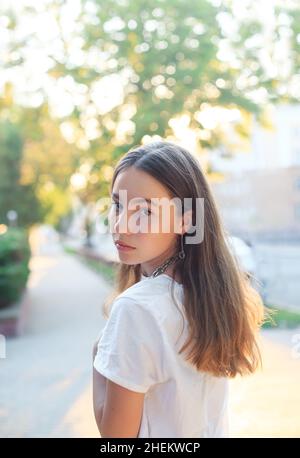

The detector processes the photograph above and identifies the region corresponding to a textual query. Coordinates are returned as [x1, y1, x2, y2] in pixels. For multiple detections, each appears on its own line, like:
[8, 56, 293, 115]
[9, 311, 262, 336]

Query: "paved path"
[229, 327, 300, 437]
[0, 238, 299, 437]
[0, 249, 109, 437]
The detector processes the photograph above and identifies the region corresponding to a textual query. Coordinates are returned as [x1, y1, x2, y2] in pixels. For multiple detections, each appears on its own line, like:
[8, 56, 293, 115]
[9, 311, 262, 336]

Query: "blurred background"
[0, 0, 299, 438]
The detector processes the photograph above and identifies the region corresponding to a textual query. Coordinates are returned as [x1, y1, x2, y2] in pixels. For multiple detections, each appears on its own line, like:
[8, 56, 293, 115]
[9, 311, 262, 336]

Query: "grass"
[81, 257, 116, 284]
[262, 304, 300, 329]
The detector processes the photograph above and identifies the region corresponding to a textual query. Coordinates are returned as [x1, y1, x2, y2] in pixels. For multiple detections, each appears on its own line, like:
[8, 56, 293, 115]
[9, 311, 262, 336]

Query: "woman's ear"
[181, 209, 193, 235]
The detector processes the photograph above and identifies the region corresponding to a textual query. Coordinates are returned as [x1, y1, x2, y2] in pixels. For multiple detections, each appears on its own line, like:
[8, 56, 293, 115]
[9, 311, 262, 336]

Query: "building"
[210, 104, 300, 242]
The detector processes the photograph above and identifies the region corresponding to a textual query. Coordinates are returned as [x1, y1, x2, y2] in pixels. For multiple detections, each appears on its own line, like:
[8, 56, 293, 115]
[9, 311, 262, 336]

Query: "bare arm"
[92, 340, 145, 437]
[99, 379, 145, 438]
[93, 341, 106, 432]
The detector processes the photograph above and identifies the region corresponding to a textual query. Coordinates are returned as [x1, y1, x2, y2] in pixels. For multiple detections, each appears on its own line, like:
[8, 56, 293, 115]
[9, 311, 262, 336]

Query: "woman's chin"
[117, 252, 138, 264]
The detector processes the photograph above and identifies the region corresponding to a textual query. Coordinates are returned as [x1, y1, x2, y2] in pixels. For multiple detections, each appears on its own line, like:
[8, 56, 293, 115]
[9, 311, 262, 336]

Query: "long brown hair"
[103, 140, 271, 378]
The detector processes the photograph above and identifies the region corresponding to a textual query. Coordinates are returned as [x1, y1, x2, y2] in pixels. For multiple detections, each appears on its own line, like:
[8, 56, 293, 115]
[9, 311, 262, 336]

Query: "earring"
[178, 233, 185, 260]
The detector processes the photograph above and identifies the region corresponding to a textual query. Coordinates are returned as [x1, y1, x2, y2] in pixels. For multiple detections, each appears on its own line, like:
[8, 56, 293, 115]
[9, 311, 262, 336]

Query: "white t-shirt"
[93, 273, 230, 438]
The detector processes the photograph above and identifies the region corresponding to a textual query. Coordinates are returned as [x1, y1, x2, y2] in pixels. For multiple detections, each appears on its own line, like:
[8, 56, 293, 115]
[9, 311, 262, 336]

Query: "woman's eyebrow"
[111, 192, 157, 206]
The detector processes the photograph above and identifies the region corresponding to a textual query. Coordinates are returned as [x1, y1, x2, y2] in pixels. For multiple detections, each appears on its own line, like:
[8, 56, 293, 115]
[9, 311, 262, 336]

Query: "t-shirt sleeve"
[93, 296, 166, 393]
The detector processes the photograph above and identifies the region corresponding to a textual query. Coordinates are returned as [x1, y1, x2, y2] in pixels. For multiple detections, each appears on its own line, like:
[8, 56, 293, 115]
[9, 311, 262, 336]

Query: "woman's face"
[109, 166, 183, 275]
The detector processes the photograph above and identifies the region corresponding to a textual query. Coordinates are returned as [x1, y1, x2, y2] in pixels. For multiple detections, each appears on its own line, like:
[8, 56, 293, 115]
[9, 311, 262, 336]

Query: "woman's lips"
[115, 241, 136, 251]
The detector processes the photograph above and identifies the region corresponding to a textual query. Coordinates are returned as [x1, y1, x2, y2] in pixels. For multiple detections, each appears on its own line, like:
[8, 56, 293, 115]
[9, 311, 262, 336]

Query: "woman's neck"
[163, 265, 183, 284]
[142, 264, 182, 284]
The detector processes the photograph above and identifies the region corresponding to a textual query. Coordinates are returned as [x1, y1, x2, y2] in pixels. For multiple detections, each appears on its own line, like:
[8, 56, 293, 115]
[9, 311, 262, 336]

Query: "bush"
[262, 305, 300, 329]
[0, 227, 31, 309]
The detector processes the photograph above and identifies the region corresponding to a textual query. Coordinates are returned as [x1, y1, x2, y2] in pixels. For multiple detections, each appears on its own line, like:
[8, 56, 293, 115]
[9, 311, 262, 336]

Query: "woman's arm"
[93, 341, 106, 431]
[99, 379, 145, 438]
[92, 340, 145, 437]
[93, 369, 105, 432]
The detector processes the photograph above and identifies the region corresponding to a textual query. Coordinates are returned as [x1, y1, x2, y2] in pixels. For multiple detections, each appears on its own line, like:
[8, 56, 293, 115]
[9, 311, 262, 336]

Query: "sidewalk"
[229, 327, 300, 437]
[0, 248, 110, 437]
[1, 240, 299, 437]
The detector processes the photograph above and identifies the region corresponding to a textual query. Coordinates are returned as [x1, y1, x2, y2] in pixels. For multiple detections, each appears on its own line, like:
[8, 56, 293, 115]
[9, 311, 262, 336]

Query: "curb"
[76, 246, 118, 267]
[0, 289, 29, 338]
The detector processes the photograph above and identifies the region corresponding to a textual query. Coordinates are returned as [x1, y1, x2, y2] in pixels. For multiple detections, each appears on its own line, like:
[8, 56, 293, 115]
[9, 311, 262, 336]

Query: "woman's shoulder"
[107, 285, 165, 338]
[113, 276, 167, 314]
[112, 274, 184, 324]
[108, 276, 188, 356]
[117, 274, 182, 304]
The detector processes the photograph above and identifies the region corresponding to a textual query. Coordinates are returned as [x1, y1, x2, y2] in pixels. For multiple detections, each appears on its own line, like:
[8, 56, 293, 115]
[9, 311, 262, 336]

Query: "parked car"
[226, 235, 256, 280]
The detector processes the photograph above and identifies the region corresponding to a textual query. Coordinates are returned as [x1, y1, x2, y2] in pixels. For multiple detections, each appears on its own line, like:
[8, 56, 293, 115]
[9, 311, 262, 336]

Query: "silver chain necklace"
[151, 252, 183, 278]
[142, 234, 186, 279]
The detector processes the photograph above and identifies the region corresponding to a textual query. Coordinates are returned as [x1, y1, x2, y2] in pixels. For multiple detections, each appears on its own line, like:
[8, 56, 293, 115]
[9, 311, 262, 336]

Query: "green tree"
[1, 0, 300, 214]
[0, 120, 40, 226]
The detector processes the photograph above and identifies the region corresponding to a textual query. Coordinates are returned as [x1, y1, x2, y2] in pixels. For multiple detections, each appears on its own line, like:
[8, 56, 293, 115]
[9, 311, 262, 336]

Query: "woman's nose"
[111, 208, 131, 234]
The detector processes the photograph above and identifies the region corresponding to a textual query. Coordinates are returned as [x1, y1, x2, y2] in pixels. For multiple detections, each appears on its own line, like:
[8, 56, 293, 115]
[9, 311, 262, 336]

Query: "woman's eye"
[111, 201, 121, 210]
[111, 202, 150, 215]
[141, 208, 151, 216]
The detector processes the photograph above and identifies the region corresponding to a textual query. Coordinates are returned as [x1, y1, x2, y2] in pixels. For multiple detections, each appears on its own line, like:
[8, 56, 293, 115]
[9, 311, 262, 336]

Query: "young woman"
[93, 140, 267, 438]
